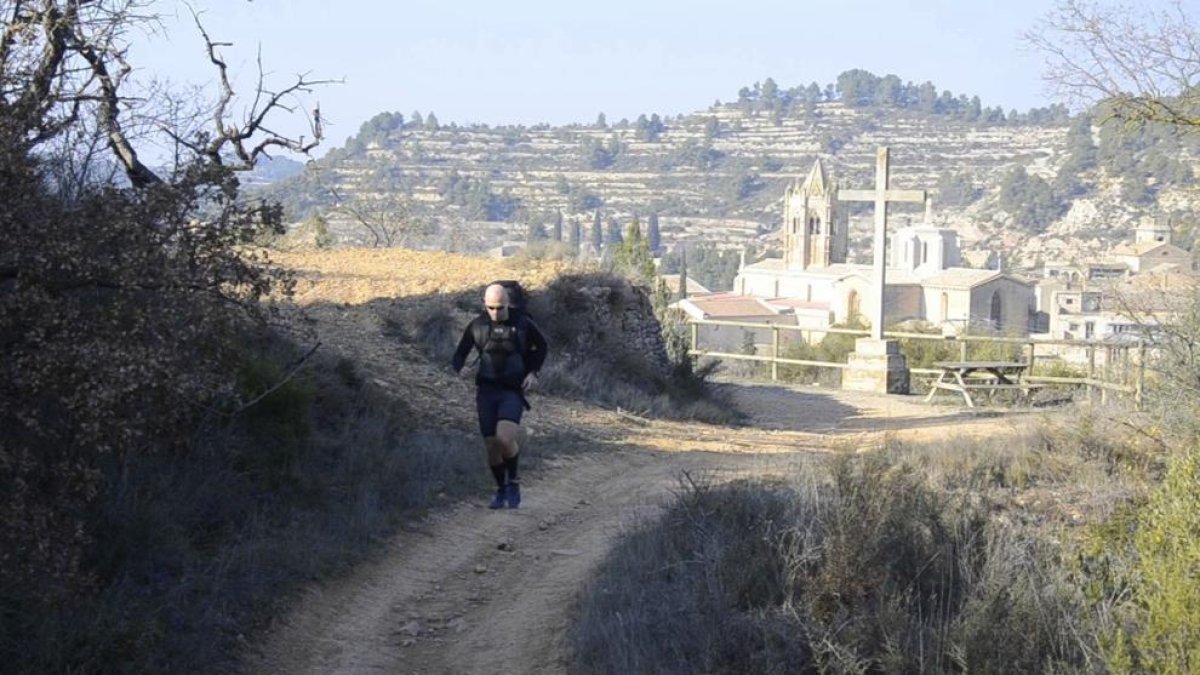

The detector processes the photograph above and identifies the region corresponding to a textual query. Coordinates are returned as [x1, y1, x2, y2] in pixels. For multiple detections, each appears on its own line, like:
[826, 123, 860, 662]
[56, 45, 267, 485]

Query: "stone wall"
[549, 279, 672, 380]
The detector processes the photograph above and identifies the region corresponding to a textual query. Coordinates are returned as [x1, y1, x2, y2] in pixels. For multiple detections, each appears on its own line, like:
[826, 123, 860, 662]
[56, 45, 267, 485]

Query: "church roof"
[1112, 241, 1185, 257]
[765, 297, 831, 311]
[658, 274, 710, 296]
[824, 264, 927, 285]
[738, 259, 932, 286]
[672, 293, 789, 319]
[921, 268, 1029, 289]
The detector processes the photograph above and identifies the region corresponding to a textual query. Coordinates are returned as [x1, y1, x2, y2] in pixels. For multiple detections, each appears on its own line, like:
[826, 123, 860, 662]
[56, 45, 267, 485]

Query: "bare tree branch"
[1027, 0, 1200, 128]
[189, 6, 338, 169]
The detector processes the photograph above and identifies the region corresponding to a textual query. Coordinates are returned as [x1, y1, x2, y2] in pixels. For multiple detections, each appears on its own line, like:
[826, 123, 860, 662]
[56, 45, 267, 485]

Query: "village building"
[677, 159, 1036, 346]
[1035, 217, 1197, 342]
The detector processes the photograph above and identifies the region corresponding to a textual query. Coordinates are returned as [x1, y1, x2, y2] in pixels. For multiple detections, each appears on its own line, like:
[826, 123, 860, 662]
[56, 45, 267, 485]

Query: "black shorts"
[476, 385, 524, 437]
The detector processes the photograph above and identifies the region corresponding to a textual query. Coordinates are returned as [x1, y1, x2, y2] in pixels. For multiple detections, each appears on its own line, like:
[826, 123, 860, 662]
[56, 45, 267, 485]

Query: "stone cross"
[837, 147, 927, 340]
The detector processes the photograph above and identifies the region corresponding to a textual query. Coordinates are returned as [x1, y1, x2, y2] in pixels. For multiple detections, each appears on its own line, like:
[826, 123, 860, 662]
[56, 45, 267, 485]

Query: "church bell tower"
[784, 159, 847, 270]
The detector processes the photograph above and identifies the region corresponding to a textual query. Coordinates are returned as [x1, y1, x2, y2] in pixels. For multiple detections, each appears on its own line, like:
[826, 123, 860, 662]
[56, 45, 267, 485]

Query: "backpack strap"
[471, 314, 491, 352]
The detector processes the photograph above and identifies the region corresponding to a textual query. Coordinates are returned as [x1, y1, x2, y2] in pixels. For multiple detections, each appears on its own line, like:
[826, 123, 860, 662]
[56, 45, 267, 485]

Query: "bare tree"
[1027, 0, 1200, 128]
[327, 185, 422, 247]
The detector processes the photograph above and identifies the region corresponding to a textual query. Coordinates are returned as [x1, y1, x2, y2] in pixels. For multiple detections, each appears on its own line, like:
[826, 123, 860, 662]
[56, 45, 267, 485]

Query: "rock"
[497, 540, 514, 551]
[447, 617, 468, 633]
[473, 564, 488, 574]
[400, 621, 422, 637]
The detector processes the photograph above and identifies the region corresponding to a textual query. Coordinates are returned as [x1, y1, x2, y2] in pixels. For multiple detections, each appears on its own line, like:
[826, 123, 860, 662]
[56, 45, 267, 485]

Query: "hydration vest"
[471, 316, 530, 389]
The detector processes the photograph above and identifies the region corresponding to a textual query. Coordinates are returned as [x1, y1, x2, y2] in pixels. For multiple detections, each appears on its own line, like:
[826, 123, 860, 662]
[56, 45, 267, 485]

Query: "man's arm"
[524, 319, 548, 374]
[450, 321, 477, 373]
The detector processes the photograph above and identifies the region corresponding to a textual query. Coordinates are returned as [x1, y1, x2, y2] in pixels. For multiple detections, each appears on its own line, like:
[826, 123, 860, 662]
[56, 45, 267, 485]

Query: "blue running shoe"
[506, 482, 521, 509]
[489, 486, 507, 510]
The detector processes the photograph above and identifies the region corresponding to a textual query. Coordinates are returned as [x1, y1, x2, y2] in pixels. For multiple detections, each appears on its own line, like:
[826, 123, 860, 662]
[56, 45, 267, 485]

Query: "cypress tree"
[647, 213, 661, 254]
[606, 217, 623, 245]
[568, 217, 581, 253]
[678, 248, 689, 300]
[591, 210, 603, 251]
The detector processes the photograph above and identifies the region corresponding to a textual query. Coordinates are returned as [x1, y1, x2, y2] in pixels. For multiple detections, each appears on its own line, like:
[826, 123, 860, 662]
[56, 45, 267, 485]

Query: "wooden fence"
[686, 319, 1146, 408]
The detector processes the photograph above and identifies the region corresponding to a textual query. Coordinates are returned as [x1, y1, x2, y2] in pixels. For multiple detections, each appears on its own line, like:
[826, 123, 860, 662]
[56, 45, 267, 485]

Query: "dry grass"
[270, 247, 570, 306]
[569, 408, 1160, 674]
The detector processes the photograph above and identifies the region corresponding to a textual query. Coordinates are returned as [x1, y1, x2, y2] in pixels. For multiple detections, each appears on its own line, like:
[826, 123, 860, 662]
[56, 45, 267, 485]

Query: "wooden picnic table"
[924, 361, 1044, 408]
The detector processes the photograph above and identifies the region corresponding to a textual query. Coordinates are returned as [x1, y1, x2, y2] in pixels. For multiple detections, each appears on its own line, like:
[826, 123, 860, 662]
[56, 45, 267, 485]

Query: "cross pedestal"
[842, 337, 910, 394]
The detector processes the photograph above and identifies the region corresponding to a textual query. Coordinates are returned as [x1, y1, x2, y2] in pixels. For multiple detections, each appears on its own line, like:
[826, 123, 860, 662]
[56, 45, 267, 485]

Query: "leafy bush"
[1083, 444, 1200, 673]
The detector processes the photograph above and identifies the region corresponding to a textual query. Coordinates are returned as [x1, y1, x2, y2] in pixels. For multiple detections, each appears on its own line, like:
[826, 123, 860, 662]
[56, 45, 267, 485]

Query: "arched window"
[990, 291, 1003, 328]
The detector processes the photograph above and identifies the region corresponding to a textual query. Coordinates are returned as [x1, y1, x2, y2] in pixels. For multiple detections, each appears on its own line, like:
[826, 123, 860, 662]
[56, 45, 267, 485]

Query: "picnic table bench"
[924, 361, 1045, 408]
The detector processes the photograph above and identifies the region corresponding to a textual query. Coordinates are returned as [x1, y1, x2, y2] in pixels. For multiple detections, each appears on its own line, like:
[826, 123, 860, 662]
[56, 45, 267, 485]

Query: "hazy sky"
[143, 0, 1082, 153]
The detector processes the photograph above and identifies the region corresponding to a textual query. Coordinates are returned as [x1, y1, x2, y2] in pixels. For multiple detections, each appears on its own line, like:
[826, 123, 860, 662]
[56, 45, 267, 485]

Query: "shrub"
[571, 444, 1104, 674]
[1086, 445, 1200, 673]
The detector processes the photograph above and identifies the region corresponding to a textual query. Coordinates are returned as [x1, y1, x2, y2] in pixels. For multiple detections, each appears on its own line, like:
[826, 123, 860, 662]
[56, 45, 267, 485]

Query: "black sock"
[503, 453, 519, 484]
[490, 463, 506, 488]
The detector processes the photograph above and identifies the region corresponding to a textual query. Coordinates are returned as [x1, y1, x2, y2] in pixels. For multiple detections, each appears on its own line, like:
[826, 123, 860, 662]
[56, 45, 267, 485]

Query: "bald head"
[484, 284, 509, 320]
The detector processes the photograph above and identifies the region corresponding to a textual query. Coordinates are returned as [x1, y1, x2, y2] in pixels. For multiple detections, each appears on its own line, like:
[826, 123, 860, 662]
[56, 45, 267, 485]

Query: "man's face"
[484, 288, 509, 321]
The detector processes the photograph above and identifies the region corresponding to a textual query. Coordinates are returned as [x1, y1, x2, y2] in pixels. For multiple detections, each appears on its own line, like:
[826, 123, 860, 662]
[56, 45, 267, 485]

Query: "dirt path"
[243, 379, 1023, 675]
[244, 251, 1037, 674]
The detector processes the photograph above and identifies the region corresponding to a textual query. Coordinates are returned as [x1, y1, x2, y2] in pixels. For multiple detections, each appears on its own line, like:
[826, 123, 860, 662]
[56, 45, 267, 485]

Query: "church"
[680, 159, 1036, 342]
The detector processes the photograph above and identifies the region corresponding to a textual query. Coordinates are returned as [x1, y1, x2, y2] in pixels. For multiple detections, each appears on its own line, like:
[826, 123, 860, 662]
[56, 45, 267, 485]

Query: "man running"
[452, 282, 548, 509]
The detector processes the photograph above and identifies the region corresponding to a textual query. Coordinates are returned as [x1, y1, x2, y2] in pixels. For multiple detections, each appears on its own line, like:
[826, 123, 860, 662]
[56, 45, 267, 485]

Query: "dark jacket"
[452, 314, 548, 390]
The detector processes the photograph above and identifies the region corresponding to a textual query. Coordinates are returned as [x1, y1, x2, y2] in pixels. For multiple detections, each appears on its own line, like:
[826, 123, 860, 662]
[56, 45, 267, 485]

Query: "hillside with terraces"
[259, 84, 1199, 273]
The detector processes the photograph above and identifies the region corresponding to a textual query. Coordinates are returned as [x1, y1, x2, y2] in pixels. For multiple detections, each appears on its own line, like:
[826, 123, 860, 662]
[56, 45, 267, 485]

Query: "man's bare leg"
[494, 420, 521, 507]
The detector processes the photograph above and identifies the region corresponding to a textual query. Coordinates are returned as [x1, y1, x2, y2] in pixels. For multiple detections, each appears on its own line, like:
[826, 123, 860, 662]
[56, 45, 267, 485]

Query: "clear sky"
[142, 0, 1074, 155]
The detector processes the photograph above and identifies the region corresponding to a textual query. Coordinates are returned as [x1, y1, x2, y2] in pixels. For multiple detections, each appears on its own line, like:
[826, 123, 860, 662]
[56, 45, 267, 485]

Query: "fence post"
[1136, 341, 1146, 411]
[771, 325, 779, 382]
[959, 339, 968, 362]
[1087, 344, 1096, 402]
[1101, 347, 1111, 405]
[690, 322, 698, 354]
[1027, 341, 1036, 373]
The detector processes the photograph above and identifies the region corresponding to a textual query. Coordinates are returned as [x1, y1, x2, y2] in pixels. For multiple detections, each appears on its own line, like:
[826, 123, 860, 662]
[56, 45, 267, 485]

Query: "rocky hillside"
[257, 92, 1199, 271]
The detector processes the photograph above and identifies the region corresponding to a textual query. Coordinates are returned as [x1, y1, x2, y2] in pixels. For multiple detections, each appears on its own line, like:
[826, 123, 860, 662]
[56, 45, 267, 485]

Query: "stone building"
[711, 159, 1036, 339]
[1035, 217, 1198, 341]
